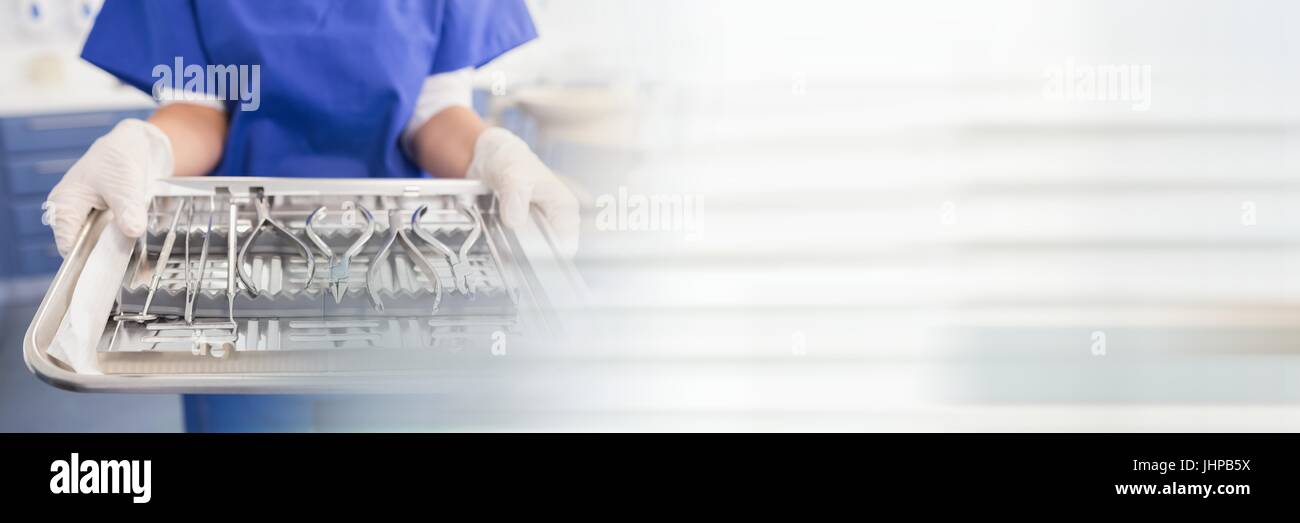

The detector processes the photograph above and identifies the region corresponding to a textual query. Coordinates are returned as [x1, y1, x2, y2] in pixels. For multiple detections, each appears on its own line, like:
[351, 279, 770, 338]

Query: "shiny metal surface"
[24, 177, 584, 393]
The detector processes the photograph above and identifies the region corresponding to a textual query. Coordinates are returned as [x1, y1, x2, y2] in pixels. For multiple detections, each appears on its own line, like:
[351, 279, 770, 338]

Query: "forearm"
[147, 103, 228, 177]
[409, 106, 487, 179]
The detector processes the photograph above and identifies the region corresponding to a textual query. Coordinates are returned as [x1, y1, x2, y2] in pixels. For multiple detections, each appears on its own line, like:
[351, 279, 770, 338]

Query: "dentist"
[45, 0, 578, 431]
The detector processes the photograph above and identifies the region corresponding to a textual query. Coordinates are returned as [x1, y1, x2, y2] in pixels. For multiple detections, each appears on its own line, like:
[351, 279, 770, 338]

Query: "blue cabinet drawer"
[13, 200, 49, 237]
[6, 153, 80, 197]
[1, 109, 150, 153]
[17, 241, 61, 275]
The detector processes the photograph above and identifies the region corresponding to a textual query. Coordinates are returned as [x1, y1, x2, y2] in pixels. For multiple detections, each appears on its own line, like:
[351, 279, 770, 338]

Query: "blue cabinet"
[7, 154, 82, 196]
[0, 108, 152, 277]
[13, 199, 48, 237]
[0, 110, 138, 153]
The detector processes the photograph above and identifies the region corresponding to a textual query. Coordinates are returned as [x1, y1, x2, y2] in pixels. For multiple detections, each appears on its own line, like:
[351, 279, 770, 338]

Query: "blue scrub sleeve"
[431, 0, 538, 74]
[80, 0, 210, 96]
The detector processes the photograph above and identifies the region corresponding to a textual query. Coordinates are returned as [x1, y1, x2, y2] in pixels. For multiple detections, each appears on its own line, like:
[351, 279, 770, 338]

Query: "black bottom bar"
[4, 434, 1292, 511]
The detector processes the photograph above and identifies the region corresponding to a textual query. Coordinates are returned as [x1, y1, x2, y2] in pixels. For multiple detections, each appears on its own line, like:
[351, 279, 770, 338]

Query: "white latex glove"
[468, 127, 580, 258]
[46, 119, 173, 256]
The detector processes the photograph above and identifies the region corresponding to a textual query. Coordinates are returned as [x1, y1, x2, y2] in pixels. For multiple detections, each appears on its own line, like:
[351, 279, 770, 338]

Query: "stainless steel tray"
[24, 177, 586, 393]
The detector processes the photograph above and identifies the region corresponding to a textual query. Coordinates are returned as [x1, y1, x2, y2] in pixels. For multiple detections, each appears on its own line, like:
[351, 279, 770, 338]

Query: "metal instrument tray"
[24, 177, 584, 393]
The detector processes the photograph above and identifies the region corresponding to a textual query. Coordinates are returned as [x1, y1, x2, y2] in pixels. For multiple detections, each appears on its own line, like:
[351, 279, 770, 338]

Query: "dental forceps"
[366, 205, 443, 313]
[115, 198, 187, 322]
[409, 201, 484, 297]
[236, 189, 316, 297]
[146, 195, 236, 354]
[305, 203, 375, 303]
[184, 196, 210, 324]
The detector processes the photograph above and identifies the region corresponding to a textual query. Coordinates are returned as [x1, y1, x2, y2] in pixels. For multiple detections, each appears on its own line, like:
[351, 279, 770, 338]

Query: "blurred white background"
[485, 0, 1300, 430]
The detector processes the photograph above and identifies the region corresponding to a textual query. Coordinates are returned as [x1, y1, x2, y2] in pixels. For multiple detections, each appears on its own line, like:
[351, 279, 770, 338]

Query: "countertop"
[0, 84, 154, 118]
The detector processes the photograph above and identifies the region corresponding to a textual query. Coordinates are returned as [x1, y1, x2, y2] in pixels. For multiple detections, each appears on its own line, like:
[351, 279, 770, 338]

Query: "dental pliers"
[366, 207, 443, 313]
[236, 189, 316, 297]
[305, 203, 375, 303]
[409, 202, 484, 297]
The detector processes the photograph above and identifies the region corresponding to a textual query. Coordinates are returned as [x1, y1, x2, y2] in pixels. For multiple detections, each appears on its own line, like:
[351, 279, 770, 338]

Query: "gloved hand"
[45, 119, 174, 256]
[467, 127, 580, 258]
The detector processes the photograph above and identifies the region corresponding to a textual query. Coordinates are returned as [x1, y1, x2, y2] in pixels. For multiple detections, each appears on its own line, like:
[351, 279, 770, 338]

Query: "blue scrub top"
[82, 0, 536, 179]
